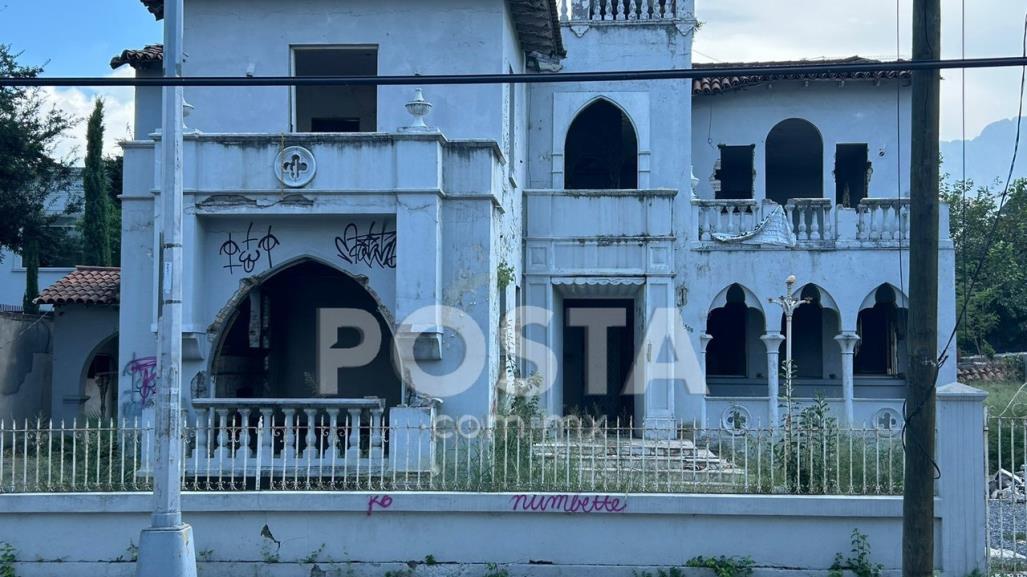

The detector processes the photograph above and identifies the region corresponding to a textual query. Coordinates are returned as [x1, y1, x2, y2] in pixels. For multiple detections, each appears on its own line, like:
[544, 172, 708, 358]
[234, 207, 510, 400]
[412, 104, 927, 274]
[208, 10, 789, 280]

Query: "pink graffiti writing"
[510, 494, 627, 513]
[123, 354, 158, 408]
[367, 494, 393, 516]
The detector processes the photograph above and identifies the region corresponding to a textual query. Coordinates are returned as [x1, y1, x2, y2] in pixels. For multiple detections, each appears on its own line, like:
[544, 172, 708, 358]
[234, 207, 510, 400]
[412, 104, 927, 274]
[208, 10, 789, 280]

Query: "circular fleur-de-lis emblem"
[274, 146, 317, 188]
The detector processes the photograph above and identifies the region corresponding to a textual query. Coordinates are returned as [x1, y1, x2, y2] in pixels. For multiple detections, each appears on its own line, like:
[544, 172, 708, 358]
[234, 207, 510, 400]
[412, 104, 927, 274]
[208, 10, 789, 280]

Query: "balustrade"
[856, 198, 910, 242]
[187, 398, 386, 478]
[558, 0, 679, 22]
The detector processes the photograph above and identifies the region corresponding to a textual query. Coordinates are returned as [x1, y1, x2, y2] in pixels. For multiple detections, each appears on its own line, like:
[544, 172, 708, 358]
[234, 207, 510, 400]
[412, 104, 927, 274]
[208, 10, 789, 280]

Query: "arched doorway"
[82, 334, 118, 420]
[855, 285, 909, 376]
[766, 118, 823, 204]
[565, 99, 638, 190]
[209, 259, 402, 408]
[779, 285, 840, 380]
[706, 284, 765, 377]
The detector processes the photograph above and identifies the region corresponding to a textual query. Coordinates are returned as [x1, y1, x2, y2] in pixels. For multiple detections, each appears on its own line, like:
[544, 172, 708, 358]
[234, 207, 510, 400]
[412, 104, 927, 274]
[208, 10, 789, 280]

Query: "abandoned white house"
[22, 0, 954, 442]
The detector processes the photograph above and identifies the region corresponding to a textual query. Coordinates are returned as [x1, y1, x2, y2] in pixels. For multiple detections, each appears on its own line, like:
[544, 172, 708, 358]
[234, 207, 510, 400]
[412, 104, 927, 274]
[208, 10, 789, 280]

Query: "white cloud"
[694, 0, 1026, 141]
[41, 66, 135, 164]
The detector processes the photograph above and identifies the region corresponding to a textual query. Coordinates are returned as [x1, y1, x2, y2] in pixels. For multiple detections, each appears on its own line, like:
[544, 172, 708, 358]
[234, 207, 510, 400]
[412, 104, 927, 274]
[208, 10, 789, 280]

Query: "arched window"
[707, 284, 764, 377]
[565, 99, 638, 190]
[780, 285, 840, 380]
[855, 285, 908, 376]
[766, 119, 823, 204]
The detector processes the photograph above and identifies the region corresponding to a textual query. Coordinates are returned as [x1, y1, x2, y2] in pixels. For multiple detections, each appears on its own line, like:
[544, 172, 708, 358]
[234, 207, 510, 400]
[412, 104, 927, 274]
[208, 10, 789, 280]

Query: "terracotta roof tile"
[692, 57, 911, 96]
[35, 267, 120, 306]
[110, 44, 164, 70]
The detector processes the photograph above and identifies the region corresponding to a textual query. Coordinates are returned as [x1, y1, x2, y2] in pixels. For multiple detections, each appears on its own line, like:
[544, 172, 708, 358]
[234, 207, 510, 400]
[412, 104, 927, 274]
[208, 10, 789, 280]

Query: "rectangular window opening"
[293, 46, 378, 133]
[835, 144, 870, 207]
[715, 145, 754, 200]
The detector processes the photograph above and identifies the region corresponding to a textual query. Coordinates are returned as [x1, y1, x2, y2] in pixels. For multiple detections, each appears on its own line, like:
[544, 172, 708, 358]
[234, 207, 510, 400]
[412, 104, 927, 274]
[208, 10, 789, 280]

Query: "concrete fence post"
[936, 382, 988, 575]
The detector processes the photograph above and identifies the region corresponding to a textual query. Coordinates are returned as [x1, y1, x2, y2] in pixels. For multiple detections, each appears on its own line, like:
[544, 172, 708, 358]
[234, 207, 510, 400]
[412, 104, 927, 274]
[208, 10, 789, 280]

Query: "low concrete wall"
[2, 492, 919, 577]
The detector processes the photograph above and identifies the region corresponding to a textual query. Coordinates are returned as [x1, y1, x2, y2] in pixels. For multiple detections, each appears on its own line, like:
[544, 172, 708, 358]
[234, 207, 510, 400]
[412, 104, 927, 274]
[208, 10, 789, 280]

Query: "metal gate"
[989, 416, 1027, 573]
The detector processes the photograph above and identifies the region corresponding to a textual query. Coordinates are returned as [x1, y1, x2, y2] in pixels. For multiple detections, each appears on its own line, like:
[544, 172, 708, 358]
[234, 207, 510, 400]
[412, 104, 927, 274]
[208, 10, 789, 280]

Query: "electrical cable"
[3, 56, 1027, 88]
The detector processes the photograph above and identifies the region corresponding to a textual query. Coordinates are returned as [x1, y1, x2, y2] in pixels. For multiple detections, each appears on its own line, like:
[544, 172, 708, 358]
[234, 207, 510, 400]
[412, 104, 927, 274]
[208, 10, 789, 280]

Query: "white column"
[761, 332, 785, 428]
[395, 187, 443, 361]
[834, 332, 860, 425]
[642, 278, 676, 438]
[698, 333, 713, 428]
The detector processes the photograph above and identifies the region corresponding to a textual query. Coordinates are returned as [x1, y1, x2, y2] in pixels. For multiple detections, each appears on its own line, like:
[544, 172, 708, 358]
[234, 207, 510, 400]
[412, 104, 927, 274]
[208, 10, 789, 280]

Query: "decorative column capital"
[699, 332, 713, 351]
[760, 332, 785, 352]
[835, 332, 861, 354]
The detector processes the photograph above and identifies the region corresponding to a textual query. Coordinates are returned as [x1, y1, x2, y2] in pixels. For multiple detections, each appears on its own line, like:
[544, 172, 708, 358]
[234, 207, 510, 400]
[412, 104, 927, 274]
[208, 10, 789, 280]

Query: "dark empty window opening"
[565, 99, 638, 190]
[855, 285, 908, 376]
[715, 145, 755, 200]
[835, 144, 870, 207]
[294, 46, 377, 133]
[765, 119, 823, 204]
[706, 285, 749, 377]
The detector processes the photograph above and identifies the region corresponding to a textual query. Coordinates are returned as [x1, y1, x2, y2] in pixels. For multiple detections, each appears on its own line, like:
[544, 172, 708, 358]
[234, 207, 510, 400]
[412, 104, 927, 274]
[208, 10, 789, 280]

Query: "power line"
[2, 56, 1027, 88]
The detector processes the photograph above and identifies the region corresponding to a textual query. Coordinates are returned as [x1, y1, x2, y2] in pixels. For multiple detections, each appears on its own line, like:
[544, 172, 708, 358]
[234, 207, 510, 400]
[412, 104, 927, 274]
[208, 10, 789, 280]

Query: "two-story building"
[105, 0, 955, 454]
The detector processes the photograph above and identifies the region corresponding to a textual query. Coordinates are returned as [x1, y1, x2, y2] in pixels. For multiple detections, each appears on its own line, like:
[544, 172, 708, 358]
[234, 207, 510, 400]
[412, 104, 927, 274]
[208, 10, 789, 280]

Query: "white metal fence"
[0, 415, 905, 495]
[988, 416, 1027, 573]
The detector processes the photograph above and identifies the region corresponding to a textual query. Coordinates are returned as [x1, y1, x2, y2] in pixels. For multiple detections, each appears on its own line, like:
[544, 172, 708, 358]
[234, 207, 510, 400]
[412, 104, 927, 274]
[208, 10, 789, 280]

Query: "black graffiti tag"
[220, 222, 280, 274]
[335, 221, 397, 269]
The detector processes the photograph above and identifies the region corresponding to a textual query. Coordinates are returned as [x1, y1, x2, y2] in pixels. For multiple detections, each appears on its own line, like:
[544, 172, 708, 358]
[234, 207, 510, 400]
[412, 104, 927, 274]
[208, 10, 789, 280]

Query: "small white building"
[104, 0, 954, 442]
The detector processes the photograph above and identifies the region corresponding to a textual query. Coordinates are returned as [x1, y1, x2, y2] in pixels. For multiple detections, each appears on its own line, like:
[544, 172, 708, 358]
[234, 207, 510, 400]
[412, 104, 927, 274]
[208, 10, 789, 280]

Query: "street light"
[768, 275, 811, 429]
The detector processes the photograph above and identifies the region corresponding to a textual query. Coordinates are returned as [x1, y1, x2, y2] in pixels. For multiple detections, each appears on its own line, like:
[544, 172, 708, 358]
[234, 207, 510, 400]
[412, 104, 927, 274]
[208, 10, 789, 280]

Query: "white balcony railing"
[692, 197, 917, 248]
[856, 198, 910, 242]
[558, 0, 681, 22]
[188, 398, 387, 479]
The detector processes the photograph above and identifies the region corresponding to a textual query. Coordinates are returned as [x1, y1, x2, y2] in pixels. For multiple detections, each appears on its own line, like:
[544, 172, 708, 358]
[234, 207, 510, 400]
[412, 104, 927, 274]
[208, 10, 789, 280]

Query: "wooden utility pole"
[904, 0, 940, 575]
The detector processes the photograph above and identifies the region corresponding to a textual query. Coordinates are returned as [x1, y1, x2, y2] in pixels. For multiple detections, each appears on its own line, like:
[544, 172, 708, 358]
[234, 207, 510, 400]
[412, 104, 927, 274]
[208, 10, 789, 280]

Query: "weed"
[0, 542, 15, 577]
[424, 554, 438, 566]
[197, 548, 214, 562]
[484, 562, 510, 577]
[302, 544, 327, 564]
[685, 555, 755, 577]
[829, 529, 883, 577]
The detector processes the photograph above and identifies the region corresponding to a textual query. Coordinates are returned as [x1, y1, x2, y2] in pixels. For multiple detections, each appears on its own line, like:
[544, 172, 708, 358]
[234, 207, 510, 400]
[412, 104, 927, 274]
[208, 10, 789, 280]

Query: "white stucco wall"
[692, 82, 913, 201]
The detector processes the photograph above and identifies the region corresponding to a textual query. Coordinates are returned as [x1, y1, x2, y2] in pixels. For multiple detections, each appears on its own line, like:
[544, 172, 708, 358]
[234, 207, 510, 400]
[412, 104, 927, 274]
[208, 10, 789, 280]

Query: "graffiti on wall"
[124, 354, 158, 408]
[335, 221, 397, 269]
[219, 222, 281, 274]
[509, 494, 628, 513]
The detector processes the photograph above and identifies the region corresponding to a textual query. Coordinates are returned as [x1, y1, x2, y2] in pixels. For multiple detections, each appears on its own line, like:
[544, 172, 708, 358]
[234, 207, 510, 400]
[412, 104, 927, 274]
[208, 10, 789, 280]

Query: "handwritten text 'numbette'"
[509, 494, 627, 513]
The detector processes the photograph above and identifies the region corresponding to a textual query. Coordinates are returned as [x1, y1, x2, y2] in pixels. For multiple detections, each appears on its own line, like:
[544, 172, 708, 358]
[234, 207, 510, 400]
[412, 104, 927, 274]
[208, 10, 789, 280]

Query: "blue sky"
[0, 0, 1023, 167]
[0, 1, 161, 77]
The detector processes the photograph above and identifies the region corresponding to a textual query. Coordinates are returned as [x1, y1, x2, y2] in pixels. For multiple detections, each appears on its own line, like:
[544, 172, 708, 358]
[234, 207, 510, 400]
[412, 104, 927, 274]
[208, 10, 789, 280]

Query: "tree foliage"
[0, 44, 75, 258]
[82, 98, 112, 266]
[943, 177, 1027, 355]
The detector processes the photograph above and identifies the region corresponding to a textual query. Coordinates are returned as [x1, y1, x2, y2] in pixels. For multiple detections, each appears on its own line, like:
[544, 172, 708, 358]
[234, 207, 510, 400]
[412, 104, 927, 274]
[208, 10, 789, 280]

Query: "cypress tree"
[22, 232, 39, 314]
[82, 99, 112, 266]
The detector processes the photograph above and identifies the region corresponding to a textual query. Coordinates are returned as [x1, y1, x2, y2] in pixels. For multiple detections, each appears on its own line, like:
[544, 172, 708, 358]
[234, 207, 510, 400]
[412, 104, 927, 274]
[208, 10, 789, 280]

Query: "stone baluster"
[618, 0, 628, 19]
[257, 408, 274, 462]
[213, 408, 231, 461]
[640, 0, 651, 19]
[699, 206, 710, 240]
[235, 408, 253, 460]
[370, 408, 384, 461]
[628, 0, 638, 19]
[303, 408, 320, 460]
[347, 408, 362, 460]
[856, 205, 867, 240]
[600, 0, 610, 20]
[809, 205, 821, 240]
[282, 408, 296, 462]
[327, 409, 341, 460]
[560, 0, 569, 21]
[900, 202, 910, 240]
[868, 204, 880, 240]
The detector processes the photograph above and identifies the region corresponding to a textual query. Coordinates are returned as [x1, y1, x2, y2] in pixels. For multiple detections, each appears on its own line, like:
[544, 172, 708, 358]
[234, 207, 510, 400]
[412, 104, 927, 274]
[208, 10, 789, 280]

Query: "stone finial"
[401, 88, 435, 133]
